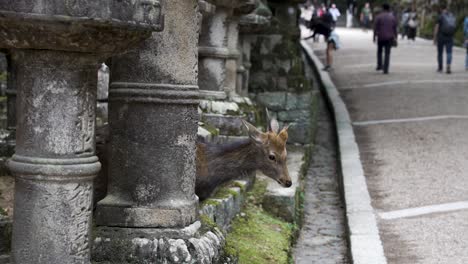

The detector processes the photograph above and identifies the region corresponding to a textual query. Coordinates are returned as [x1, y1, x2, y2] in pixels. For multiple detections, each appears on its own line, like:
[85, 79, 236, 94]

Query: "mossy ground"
[224, 180, 295, 264]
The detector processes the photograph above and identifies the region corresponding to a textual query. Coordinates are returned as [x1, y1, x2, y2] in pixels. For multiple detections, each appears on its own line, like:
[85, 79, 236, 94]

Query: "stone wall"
[249, 0, 314, 144]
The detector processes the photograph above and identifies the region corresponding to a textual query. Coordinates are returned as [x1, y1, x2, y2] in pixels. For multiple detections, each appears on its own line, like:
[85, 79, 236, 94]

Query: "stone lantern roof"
[0, 0, 164, 54]
[234, 0, 258, 15]
[199, 0, 217, 15]
[239, 0, 272, 33]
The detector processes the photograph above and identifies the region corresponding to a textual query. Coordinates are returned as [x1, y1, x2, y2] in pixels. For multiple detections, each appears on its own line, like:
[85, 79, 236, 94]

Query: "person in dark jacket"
[373, 3, 397, 74]
[433, 4, 456, 74]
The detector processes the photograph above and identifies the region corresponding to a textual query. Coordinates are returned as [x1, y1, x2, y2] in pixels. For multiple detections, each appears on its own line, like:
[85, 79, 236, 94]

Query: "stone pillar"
[238, 1, 272, 96]
[5, 53, 16, 156]
[9, 50, 101, 263]
[96, 0, 199, 235]
[224, 1, 257, 99]
[198, 3, 231, 100]
[225, 18, 241, 98]
[96, 63, 110, 127]
[0, 1, 162, 262]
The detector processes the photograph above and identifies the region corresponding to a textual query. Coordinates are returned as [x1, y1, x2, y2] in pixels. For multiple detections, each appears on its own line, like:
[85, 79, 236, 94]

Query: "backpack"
[440, 13, 456, 35]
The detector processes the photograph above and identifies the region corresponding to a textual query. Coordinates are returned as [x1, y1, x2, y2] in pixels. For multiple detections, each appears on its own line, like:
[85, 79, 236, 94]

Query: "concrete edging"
[301, 40, 387, 264]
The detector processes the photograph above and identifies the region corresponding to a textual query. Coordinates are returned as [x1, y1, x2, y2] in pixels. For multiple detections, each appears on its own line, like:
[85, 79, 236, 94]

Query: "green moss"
[0, 72, 6, 82]
[213, 187, 239, 199]
[225, 109, 242, 116]
[200, 121, 219, 136]
[201, 199, 222, 207]
[230, 181, 247, 192]
[0, 207, 6, 216]
[199, 214, 219, 232]
[224, 180, 293, 264]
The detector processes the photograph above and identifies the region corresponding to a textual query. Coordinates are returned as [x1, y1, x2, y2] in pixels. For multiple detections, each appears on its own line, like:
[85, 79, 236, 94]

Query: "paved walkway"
[306, 28, 468, 264]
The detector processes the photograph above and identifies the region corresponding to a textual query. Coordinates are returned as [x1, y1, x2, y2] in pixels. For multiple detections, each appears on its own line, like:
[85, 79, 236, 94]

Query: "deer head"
[242, 118, 292, 188]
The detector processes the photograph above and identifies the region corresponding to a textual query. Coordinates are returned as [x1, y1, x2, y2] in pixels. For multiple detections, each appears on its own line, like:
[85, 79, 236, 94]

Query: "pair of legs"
[437, 38, 453, 73]
[465, 45, 468, 70]
[324, 41, 334, 70]
[377, 39, 392, 74]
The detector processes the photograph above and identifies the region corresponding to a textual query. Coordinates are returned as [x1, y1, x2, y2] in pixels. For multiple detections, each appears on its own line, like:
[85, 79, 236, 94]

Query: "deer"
[195, 118, 292, 200]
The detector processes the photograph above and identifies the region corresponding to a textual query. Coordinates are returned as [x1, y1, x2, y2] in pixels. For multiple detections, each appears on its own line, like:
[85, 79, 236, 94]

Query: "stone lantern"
[0, 1, 163, 263]
[198, 0, 256, 100]
[92, 1, 225, 262]
[238, 0, 272, 96]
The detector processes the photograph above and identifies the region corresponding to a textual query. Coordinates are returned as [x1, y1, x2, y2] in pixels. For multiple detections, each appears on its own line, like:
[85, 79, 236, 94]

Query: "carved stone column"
[5, 53, 16, 156]
[0, 1, 162, 263]
[198, 2, 230, 100]
[225, 1, 256, 98]
[96, 0, 199, 230]
[238, 1, 272, 96]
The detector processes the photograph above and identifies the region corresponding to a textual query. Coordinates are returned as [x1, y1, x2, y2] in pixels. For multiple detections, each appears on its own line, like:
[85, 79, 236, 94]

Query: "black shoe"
[323, 65, 331, 71]
[383, 71, 389, 74]
[437, 68, 443, 73]
[446, 69, 451, 74]
[376, 66, 382, 71]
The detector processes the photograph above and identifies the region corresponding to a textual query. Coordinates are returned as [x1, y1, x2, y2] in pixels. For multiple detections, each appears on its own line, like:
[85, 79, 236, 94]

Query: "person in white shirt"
[329, 4, 341, 23]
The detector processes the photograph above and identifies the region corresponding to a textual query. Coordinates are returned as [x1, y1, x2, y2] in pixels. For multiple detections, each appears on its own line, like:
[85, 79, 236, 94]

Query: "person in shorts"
[323, 31, 341, 71]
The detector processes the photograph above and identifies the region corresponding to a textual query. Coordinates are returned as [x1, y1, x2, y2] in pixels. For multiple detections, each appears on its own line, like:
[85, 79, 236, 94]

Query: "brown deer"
[196, 119, 292, 200]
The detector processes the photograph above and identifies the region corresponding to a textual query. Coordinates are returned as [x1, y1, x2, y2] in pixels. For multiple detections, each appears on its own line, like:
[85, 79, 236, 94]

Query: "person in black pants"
[373, 3, 397, 74]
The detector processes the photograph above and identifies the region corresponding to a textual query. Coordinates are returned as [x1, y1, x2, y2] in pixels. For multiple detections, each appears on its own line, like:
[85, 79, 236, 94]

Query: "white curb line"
[301, 40, 387, 264]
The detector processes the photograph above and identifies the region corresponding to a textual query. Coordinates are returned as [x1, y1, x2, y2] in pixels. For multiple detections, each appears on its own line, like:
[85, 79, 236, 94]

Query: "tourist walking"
[360, 3, 372, 32]
[373, 3, 397, 74]
[329, 4, 341, 26]
[400, 8, 410, 39]
[464, 16, 468, 71]
[323, 30, 341, 71]
[407, 11, 418, 41]
[433, 3, 456, 74]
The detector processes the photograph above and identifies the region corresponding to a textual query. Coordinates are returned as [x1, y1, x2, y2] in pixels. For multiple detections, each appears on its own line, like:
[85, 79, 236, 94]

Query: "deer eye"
[269, 154, 276, 161]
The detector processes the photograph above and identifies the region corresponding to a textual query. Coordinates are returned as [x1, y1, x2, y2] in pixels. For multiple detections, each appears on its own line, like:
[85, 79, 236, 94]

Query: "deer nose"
[285, 180, 292, 187]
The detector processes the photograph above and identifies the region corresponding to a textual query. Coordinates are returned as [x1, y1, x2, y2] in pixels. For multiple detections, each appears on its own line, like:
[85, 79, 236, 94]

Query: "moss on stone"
[200, 121, 219, 136]
[213, 187, 239, 199]
[0, 72, 6, 82]
[201, 199, 222, 207]
[223, 179, 293, 264]
[230, 181, 247, 192]
[199, 214, 219, 232]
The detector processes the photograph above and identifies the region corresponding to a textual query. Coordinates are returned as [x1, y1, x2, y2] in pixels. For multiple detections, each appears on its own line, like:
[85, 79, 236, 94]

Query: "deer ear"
[278, 125, 289, 142]
[242, 120, 264, 144]
[270, 119, 279, 134]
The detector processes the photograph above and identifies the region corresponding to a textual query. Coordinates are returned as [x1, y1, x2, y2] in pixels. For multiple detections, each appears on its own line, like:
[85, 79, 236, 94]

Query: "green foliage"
[224, 180, 293, 264]
[0, 207, 6, 216]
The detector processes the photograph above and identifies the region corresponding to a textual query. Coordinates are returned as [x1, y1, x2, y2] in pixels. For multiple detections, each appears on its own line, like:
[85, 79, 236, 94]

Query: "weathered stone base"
[200, 178, 254, 231]
[92, 221, 225, 264]
[0, 255, 9, 264]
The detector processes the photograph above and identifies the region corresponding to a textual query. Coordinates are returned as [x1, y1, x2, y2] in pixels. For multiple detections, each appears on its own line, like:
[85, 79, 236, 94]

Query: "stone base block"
[0, 255, 10, 264]
[262, 147, 305, 222]
[200, 177, 254, 231]
[92, 221, 225, 264]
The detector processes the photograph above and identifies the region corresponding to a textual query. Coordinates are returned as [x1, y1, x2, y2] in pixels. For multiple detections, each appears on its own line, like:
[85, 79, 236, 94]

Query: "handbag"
[392, 38, 398, 47]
